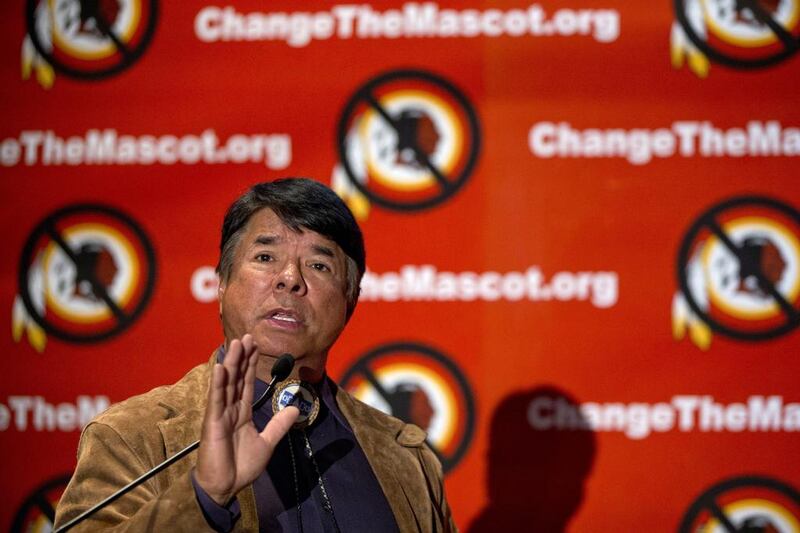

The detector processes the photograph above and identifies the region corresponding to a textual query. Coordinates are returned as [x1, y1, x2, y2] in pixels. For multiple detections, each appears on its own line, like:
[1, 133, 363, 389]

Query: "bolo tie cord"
[287, 430, 342, 533]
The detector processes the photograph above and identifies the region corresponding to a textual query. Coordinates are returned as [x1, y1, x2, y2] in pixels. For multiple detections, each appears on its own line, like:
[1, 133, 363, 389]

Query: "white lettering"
[195, 6, 221, 42]
[527, 397, 553, 429]
[3, 396, 109, 432]
[191, 266, 219, 303]
[530, 120, 800, 164]
[20, 130, 43, 165]
[195, 4, 621, 46]
[3, 129, 292, 168]
[527, 395, 800, 439]
[9, 396, 33, 430]
[0, 138, 21, 166]
[749, 395, 782, 431]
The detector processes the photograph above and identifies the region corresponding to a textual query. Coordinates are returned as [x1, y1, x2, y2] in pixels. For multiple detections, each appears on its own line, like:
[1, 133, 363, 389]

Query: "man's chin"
[257, 345, 304, 360]
[254, 336, 314, 360]
[256, 349, 326, 383]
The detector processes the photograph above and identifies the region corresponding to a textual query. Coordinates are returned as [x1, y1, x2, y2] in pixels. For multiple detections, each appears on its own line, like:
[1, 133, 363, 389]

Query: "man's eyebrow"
[252, 236, 335, 257]
[253, 235, 280, 245]
[311, 244, 335, 257]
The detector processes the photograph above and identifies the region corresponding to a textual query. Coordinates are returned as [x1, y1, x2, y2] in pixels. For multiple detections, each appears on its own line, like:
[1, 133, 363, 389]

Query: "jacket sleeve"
[54, 421, 214, 532]
[416, 444, 459, 533]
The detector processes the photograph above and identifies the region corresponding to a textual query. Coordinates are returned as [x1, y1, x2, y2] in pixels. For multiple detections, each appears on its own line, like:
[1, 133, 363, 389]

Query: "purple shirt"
[192, 351, 399, 532]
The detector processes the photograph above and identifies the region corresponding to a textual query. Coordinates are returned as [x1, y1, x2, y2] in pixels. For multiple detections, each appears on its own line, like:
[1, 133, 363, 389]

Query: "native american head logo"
[673, 196, 800, 349]
[340, 342, 476, 473]
[331, 69, 480, 218]
[671, 0, 800, 76]
[13, 204, 156, 350]
[22, 0, 157, 87]
[680, 476, 800, 533]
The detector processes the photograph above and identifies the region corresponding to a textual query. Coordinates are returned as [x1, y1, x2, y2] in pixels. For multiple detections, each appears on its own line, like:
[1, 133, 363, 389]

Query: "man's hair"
[217, 178, 366, 318]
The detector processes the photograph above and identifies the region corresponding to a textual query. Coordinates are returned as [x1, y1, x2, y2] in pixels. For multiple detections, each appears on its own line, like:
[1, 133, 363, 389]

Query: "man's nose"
[274, 260, 307, 295]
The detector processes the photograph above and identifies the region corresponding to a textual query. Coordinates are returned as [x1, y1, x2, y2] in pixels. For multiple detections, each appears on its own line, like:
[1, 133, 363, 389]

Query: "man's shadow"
[467, 386, 597, 532]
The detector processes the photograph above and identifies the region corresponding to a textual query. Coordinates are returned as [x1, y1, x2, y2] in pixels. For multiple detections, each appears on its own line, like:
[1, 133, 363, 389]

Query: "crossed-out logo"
[671, 0, 800, 77]
[13, 204, 156, 351]
[22, 0, 158, 88]
[331, 69, 480, 218]
[11, 474, 72, 532]
[339, 342, 476, 473]
[673, 195, 800, 350]
[680, 475, 800, 532]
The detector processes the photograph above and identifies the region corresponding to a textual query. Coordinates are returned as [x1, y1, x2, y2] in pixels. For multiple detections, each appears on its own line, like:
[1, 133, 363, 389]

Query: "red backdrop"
[2, 0, 800, 531]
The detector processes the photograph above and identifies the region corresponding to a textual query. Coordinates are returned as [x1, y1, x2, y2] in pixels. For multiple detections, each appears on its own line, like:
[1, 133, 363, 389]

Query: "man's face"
[218, 208, 349, 378]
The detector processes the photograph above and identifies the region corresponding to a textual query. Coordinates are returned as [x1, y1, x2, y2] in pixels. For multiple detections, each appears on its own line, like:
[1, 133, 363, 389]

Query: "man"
[54, 178, 456, 532]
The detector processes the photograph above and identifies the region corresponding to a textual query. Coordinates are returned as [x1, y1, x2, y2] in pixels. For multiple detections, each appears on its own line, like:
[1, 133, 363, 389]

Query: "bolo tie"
[274, 380, 342, 533]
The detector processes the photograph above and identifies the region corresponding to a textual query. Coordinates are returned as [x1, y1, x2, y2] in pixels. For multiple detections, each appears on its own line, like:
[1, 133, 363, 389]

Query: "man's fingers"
[234, 335, 253, 403]
[241, 342, 258, 415]
[224, 339, 242, 406]
[260, 406, 300, 448]
[233, 348, 245, 405]
[241, 333, 254, 355]
[205, 364, 226, 423]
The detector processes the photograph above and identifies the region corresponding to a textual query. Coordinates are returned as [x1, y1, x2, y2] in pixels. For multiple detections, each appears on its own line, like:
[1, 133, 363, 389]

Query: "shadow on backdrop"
[467, 386, 597, 532]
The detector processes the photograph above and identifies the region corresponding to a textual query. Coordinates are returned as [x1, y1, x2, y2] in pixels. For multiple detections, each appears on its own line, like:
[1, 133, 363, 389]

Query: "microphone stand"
[55, 361, 291, 533]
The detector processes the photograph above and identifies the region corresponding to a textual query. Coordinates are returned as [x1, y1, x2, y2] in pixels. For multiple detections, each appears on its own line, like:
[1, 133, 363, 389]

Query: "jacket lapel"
[335, 388, 430, 532]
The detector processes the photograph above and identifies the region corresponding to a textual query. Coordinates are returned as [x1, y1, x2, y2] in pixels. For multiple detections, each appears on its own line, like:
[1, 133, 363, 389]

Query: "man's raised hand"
[195, 334, 299, 505]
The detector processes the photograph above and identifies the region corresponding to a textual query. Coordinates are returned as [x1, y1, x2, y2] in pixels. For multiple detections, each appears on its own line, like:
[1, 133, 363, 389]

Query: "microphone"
[55, 353, 295, 533]
[253, 353, 294, 410]
[272, 353, 295, 381]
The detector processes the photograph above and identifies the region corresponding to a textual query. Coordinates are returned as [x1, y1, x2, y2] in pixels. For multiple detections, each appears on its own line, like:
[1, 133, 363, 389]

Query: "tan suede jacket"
[54, 355, 457, 532]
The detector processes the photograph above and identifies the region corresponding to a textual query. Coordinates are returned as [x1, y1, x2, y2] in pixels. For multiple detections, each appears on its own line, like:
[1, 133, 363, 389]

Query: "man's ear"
[218, 277, 226, 318]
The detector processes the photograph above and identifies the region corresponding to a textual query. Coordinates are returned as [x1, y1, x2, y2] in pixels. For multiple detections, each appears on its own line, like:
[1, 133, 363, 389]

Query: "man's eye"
[256, 253, 273, 262]
[310, 263, 330, 272]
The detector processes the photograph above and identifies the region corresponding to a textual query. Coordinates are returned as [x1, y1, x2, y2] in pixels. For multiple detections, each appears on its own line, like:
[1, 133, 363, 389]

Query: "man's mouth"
[265, 309, 303, 328]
